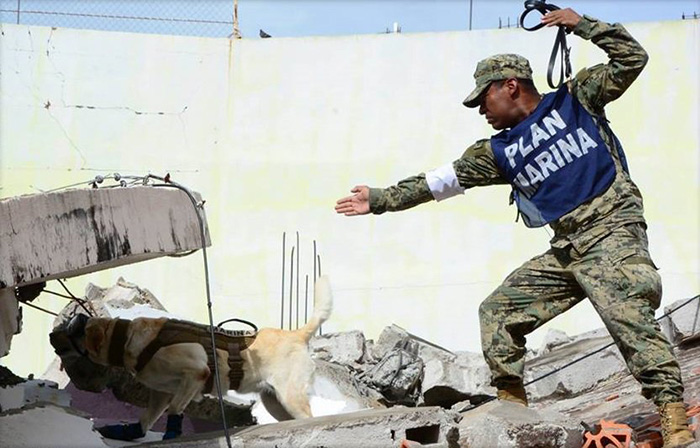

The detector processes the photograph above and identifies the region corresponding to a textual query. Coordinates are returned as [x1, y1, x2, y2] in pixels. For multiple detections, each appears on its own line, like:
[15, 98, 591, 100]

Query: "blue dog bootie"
[96, 422, 145, 441]
[163, 413, 184, 440]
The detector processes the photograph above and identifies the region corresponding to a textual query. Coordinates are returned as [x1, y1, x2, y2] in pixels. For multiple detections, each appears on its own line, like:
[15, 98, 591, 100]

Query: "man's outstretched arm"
[335, 175, 434, 216]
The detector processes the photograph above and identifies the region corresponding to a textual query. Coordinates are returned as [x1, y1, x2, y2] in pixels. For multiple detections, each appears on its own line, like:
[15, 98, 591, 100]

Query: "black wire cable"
[471, 294, 700, 410]
[146, 175, 234, 448]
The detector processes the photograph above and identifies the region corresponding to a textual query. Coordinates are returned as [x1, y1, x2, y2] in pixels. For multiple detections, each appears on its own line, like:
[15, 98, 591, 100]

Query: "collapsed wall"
[0, 184, 210, 358]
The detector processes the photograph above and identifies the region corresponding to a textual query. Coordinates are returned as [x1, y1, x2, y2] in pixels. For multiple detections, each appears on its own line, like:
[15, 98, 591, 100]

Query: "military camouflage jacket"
[369, 15, 649, 254]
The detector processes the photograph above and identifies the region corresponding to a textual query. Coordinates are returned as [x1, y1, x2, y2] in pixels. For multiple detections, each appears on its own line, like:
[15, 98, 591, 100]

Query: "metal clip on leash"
[519, 0, 572, 89]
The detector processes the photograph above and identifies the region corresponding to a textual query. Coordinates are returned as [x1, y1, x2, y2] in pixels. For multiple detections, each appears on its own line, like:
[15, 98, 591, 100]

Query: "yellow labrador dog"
[67, 276, 332, 441]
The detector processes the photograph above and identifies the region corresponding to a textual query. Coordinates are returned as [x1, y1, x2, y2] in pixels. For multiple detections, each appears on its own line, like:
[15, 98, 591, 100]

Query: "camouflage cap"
[462, 54, 533, 108]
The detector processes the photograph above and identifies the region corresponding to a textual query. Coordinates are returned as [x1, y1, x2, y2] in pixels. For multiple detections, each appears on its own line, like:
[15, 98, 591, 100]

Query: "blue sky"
[238, 1, 700, 37]
[1, 1, 699, 38]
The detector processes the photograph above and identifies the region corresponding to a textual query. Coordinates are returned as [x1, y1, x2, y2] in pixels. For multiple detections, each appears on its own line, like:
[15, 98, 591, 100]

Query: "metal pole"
[232, 0, 241, 38]
[296, 231, 300, 329]
[304, 275, 309, 324]
[289, 247, 294, 330]
[16, 0, 20, 24]
[280, 232, 285, 329]
[317, 254, 322, 336]
[313, 240, 317, 282]
[469, 0, 473, 31]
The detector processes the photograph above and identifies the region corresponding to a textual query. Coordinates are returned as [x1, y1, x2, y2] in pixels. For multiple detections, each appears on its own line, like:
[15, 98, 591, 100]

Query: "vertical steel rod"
[317, 253, 322, 335]
[304, 274, 309, 324]
[469, 0, 473, 31]
[296, 231, 300, 329]
[313, 240, 317, 282]
[280, 232, 285, 329]
[289, 247, 294, 330]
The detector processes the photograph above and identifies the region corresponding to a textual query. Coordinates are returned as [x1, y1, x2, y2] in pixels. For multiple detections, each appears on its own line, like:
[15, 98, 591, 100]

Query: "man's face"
[478, 80, 518, 130]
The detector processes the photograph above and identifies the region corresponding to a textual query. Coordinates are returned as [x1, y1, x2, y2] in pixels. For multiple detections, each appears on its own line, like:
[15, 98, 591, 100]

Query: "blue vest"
[491, 86, 622, 228]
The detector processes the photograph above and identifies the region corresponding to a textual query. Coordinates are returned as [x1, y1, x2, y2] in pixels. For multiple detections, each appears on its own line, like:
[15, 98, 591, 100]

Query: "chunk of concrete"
[0, 402, 166, 447]
[372, 324, 455, 363]
[420, 352, 496, 408]
[457, 400, 582, 448]
[310, 330, 366, 367]
[149, 406, 461, 448]
[0, 185, 210, 290]
[0, 403, 111, 447]
[536, 328, 573, 356]
[361, 340, 424, 404]
[524, 329, 626, 402]
[0, 288, 21, 357]
[660, 297, 700, 344]
[312, 360, 385, 411]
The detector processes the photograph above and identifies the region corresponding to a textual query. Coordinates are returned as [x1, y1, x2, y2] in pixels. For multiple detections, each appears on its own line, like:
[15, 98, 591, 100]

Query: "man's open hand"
[335, 185, 371, 216]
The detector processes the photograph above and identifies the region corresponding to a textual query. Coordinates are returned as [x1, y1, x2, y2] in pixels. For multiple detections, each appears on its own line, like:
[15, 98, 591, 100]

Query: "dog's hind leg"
[160, 368, 210, 440]
[95, 389, 170, 441]
[259, 388, 295, 421]
[140, 389, 173, 433]
[267, 355, 315, 419]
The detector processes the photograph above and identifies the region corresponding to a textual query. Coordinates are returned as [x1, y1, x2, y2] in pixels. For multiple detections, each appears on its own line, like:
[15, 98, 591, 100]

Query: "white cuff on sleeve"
[425, 163, 464, 202]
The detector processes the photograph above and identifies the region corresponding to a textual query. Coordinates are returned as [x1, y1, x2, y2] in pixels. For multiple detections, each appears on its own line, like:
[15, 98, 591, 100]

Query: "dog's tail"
[296, 275, 333, 342]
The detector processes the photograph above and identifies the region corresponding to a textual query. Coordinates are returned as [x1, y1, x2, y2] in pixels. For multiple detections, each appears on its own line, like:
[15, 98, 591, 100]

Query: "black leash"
[519, 0, 572, 89]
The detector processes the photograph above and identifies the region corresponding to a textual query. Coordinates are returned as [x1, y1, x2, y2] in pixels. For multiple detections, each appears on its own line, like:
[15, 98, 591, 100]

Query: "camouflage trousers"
[479, 223, 684, 405]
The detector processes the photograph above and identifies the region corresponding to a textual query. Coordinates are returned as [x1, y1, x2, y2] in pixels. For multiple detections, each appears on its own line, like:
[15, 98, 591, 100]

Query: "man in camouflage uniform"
[335, 8, 694, 447]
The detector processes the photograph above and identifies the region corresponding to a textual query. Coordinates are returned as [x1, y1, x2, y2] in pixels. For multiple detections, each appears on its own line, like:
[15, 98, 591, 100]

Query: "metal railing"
[0, 0, 237, 38]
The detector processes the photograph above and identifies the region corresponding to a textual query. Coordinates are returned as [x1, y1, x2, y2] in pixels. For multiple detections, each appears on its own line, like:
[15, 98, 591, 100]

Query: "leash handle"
[216, 317, 258, 332]
[519, 0, 572, 89]
[519, 0, 560, 31]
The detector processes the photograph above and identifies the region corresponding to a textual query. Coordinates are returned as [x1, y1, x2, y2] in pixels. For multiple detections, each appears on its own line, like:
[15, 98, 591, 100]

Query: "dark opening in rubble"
[405, 424, 440, 444]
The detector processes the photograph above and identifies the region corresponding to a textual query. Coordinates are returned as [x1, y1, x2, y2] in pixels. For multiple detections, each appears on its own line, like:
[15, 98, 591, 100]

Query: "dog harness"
[107, 319, 256, 392]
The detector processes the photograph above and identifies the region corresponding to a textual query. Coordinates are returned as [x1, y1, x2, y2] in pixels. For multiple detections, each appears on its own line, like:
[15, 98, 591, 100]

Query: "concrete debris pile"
[1, 278, 699, 447]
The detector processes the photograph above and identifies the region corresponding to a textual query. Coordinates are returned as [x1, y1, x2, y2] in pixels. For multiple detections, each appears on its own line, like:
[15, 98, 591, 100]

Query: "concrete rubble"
[661, 297, 700, 345]
[1, 277, 698, 447]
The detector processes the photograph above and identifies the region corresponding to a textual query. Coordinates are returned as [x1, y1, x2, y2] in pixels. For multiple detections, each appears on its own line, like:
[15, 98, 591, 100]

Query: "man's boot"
[659, 402, 695, 448]
[496, 384, 528, 407]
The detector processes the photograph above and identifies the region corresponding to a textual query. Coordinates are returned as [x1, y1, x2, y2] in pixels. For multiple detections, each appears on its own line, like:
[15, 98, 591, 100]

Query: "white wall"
[1, 20, 698, 377]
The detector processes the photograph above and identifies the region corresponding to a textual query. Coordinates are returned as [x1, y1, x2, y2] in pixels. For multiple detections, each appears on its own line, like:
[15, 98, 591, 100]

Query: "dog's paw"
[96, 422, 145, 441]
[162, 414, 184, 440]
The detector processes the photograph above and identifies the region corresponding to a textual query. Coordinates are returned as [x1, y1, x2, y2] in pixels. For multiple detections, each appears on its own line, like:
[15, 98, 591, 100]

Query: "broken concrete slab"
[457, 400, 582, 448]
[0, 288, 21, 357]
[0, 185, 210, 290]
[0, 379, 71, 413]
[371, 324, 456, 363]
[524, 329, 626, 402]
[420, 351, 496, 408]
[56, 277, 169, 324]
[660, 296, 700, 344]
[145, 406, 461, 448]
[312, 360, 385, 411]
[361, 339, 424, 405]
[0, 403, 113, 448]
[310, 330, 366, 367]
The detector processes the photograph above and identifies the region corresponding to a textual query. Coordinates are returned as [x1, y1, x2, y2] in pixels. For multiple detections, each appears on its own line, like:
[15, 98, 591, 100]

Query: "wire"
[469, 294, 700, 411]
[146, 175, 233, 448]
[41, 172, 232, 448]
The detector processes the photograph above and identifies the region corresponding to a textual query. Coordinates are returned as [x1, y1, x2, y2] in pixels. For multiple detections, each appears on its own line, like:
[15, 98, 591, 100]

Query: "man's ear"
[505, 78, 520, 98]
[84, 322, 105, 355]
